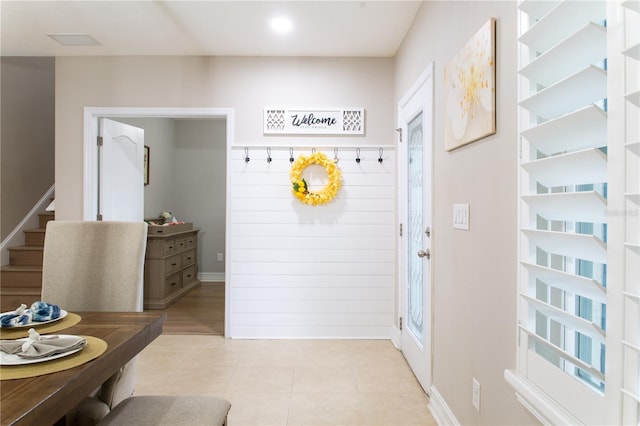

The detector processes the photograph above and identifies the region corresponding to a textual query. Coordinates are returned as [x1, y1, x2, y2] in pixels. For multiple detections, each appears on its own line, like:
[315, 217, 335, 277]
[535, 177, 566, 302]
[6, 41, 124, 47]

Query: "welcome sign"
[264, 108, 365, 135]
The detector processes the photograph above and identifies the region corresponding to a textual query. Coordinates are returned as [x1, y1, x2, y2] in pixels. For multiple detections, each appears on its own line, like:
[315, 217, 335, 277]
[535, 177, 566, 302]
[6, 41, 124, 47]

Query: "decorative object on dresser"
[143, 223, 200, 310]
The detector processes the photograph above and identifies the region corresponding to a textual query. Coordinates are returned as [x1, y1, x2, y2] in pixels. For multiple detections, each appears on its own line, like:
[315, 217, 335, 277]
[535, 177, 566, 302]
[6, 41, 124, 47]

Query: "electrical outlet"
[472, 378, 481, 412]
[217, 253, 223, 261]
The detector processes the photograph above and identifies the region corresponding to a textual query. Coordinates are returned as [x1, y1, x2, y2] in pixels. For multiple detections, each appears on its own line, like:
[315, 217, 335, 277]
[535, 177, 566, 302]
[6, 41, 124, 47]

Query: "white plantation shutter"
[510, 1, 609, 424]
[609, 0, 640, 423]
[507, 1, 640, 424]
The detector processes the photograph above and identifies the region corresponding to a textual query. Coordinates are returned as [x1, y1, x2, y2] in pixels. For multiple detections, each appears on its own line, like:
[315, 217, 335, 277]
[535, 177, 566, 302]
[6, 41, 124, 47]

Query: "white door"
[397, 63, 434, 392]
[99, 118, 144, 221]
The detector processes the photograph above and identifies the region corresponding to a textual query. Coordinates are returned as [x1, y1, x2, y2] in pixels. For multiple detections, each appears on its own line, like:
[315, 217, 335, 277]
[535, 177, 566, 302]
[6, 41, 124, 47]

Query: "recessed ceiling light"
[48, 33, 101, 46]
[270, 16, 293, 34]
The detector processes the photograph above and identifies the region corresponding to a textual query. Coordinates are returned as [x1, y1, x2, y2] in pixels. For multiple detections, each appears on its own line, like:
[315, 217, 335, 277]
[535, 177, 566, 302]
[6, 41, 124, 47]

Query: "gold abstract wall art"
[444, 18, 496, 151]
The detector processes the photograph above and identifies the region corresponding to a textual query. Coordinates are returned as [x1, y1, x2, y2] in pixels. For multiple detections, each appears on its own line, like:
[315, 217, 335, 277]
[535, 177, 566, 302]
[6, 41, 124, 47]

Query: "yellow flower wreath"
[290, 151, 342, 206]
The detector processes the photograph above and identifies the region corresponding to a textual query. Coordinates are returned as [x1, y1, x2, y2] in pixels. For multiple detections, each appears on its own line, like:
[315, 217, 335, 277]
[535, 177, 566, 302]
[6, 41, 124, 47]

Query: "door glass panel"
[407, 112, 424, 344]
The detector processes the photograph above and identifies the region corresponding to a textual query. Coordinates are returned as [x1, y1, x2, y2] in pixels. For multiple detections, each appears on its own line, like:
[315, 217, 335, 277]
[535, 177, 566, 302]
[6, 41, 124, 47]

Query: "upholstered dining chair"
[41, 221, 231, 426]
[41, 220, 149, 425]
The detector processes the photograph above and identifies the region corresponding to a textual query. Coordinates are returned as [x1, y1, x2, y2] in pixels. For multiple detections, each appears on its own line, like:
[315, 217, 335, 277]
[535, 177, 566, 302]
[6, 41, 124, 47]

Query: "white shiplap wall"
[228, 146, 396, 338]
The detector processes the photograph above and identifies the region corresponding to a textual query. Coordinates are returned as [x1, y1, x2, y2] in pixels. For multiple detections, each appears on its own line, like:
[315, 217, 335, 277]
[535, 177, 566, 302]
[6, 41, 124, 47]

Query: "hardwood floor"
[151, 283, 224, 335]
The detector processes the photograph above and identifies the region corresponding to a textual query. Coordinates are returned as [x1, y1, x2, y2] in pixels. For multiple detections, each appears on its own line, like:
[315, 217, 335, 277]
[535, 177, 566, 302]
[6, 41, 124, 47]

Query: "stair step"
[24, 228, 46, 246]
[1, 265, 43, 287]
[38, 211, 54, 229]
[0, 287, 42, 312]
[7, 246, 44, 266]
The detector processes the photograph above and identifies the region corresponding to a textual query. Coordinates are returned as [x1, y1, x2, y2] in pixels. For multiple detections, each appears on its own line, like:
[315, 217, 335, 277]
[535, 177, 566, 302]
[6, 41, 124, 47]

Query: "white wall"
[54, 56, 396, 337]
[229, 146, 395, 338]
[394, 2, 536, 425]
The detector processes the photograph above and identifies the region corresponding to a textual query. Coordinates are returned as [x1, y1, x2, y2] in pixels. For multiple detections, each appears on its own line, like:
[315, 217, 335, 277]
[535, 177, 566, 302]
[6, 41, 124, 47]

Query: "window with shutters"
[505, 1, 640, 425]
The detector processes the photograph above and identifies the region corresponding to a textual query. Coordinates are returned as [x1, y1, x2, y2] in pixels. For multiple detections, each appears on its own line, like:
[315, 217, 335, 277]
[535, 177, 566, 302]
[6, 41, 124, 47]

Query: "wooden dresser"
[143, 227, 201, 309]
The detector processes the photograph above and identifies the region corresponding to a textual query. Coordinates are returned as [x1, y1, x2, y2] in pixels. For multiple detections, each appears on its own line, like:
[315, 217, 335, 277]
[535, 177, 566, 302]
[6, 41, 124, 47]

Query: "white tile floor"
[135, 335, 437, 425]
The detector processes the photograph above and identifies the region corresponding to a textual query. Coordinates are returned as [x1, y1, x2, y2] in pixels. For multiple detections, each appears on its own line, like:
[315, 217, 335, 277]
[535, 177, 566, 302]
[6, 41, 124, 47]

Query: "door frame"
[395, 62, 434, 392]
[83, 107, 234, 336]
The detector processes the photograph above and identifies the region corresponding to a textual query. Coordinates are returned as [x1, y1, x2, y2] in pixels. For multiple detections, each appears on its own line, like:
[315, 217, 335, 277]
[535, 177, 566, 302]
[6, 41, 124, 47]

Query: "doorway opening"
[83, 107, 233, 336]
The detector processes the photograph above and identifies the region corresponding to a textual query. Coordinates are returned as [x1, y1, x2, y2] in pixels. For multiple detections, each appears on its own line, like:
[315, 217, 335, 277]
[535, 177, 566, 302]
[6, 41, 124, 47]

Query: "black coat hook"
[267, 147, 272, 163]
[355, 148, 361, 163]
[289, 147, 295, 163]
[378, 148, 384, 163]
[244, 147, 250, 163]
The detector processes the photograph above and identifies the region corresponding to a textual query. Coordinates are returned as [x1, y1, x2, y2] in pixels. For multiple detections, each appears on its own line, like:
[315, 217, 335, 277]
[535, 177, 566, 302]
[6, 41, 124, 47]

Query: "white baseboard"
[198, 272, 225, 282]
[428, 385, 460, 426]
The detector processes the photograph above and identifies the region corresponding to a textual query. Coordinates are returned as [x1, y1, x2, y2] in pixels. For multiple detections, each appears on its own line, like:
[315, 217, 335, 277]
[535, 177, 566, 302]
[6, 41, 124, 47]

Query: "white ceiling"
[1, 1, 422, 57]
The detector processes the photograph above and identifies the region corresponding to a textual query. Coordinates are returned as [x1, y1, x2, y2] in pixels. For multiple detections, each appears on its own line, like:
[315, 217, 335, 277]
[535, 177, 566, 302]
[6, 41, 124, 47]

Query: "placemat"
[0, 313, 82, 340]
[0, 335, 107, 380]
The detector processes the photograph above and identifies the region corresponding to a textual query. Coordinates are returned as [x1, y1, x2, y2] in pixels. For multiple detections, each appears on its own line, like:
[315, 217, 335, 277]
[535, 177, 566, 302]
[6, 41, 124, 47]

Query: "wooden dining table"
[0, 311, 165, 426]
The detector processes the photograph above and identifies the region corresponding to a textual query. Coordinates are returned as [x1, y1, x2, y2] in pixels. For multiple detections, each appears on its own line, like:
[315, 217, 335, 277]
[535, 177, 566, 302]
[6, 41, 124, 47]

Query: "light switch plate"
[453, 203, 469, 230]
[472, 377, 481, 411]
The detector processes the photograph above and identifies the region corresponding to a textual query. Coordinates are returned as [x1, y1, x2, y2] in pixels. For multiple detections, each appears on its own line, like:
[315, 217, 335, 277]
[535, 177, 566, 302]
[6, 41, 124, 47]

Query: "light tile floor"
[135, 335, 437, 425]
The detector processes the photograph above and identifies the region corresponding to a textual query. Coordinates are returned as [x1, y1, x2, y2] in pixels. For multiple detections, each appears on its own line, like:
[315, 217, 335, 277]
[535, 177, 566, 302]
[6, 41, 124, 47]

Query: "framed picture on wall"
[144, 145, 150, 185]
[444, 18, 496, 151]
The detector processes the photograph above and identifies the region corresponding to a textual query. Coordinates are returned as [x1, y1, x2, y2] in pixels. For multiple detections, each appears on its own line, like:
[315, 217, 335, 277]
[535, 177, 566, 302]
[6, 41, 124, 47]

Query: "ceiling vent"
[47, 33, 101, 46]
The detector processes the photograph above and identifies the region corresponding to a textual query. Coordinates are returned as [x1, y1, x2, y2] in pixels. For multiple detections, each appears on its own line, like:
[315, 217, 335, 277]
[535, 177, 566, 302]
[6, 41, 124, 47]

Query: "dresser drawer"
[182, 265, 196, 285]
[162, 239, 177, 256]
[182, 250, 196, 267]
[184, 234, 197, 249]
[175, 238, 187, 252]
[165, 272, 182, 295]
[164, 254, 182, 275]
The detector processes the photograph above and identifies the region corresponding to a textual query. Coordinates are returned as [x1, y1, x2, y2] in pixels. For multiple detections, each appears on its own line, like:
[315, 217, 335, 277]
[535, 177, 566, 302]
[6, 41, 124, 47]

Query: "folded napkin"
[0, 304, 33, 327]
[0, 301, 61, 328]
[0, 328, 86, 359]
[31, 301, 61, 322]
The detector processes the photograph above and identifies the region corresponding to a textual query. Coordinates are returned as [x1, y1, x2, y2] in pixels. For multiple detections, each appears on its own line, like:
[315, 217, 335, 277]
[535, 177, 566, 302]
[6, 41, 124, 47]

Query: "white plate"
[0, 309, 68, 329]
[0, 334, 84, 365]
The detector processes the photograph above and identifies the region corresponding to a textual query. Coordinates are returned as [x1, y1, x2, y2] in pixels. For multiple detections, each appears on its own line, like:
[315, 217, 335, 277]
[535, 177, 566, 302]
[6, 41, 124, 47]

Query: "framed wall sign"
[264, 108, 365, 135]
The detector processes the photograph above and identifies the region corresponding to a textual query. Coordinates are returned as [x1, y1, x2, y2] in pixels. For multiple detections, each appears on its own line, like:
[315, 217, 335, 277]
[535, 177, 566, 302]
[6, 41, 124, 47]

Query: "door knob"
[417, 249, 431, 259]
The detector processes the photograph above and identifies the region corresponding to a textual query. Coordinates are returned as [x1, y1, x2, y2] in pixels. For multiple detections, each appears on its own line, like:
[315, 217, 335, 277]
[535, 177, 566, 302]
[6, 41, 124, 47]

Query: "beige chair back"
[42, 221, 147, 312]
